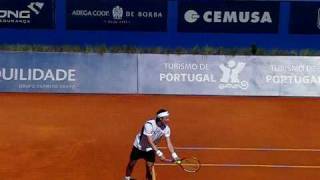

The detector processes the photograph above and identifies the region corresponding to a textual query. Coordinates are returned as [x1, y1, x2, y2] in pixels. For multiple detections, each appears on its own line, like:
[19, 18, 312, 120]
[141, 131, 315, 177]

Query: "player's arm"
[165, 136, 175, 154]
[146, 135, 167, 161]
[165, 137, 180, 161]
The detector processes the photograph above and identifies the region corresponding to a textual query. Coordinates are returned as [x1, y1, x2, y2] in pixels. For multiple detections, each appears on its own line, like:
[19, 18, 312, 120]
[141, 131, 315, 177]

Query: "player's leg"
[125, 159, 137, 179]
[124, 147, 140, 180]
[145, 161, 154, 180]
[144, 150, 156, 180]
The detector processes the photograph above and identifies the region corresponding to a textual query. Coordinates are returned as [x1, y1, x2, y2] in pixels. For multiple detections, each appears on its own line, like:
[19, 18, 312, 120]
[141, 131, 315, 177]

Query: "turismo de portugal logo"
[218, 60, 249, 90]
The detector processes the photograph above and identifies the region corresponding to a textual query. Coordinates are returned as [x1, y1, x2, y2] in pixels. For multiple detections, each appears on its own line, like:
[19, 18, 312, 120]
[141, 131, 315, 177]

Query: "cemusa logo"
[218, 60, 248, 90]
[184, 9, 272, 24]
[184, 10, 200, 23]
[0, 2, 44, 22]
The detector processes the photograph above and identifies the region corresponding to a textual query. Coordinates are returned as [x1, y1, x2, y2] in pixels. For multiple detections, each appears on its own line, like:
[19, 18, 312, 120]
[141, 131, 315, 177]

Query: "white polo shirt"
[133, 119, 170, 152]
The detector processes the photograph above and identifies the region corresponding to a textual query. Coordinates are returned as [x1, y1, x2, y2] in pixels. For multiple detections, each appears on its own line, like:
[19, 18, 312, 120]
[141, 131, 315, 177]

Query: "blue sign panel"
[289, 2, 320, 34]
[138, 54, 320, 97]
[66, 0, 167, 31]
[0, 0, 55, 29]
[0, 52, 138, 93]
[178, 1, 280, 33]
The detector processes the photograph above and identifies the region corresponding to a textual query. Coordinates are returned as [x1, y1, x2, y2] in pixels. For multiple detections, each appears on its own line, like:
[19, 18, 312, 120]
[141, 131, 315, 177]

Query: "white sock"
[124, 176, 131, 180]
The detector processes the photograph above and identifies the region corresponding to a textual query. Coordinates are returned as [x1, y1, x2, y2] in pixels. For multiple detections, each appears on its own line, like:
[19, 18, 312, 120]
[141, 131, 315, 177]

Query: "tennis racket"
[176, 157, 201, 173]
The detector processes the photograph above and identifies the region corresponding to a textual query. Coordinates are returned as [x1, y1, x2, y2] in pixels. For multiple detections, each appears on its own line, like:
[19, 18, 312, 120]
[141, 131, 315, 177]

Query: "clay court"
[0, 93, 320, 180]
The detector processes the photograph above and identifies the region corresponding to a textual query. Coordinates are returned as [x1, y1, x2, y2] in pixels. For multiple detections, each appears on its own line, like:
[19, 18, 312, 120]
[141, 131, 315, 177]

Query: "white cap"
[157, 111, 169, 118]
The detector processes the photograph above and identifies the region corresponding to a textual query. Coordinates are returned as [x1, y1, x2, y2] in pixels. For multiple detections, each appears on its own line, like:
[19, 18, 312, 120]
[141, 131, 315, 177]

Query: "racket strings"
[180, 158, 201, 172]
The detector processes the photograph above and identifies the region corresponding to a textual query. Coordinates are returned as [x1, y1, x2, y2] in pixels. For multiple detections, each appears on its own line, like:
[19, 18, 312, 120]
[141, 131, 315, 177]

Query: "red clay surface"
[0, 93, 320, 180]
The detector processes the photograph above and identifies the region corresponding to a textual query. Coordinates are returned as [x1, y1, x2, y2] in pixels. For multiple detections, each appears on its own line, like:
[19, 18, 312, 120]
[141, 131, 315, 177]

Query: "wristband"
[171, 152, 179, 159]
[156, 150, 163, 157]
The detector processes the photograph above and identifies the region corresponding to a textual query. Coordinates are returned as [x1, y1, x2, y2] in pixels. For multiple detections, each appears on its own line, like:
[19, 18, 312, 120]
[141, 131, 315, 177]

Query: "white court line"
[159, 147, 320, 152]
[155, 163, 320, 169]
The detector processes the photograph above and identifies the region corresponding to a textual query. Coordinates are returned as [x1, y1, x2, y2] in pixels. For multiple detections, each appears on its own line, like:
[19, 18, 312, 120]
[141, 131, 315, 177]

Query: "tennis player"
[124, 109, 180, 180]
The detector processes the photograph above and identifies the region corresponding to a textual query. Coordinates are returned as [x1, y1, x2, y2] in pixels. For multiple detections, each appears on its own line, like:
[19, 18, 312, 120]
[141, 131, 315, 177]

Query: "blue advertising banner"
[289, 2, 320, 34]
[0, 52, 138, 93]
[0, 0, 55, 29]
[138, 54, 320, 97]
[66, 0, 167, 31]
[178, 0, 280, 33]
[2, 52, 320, 97]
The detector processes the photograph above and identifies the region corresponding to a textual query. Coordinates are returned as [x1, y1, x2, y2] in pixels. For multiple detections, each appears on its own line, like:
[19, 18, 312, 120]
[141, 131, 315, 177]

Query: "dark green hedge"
[1, 44, 320, 56]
